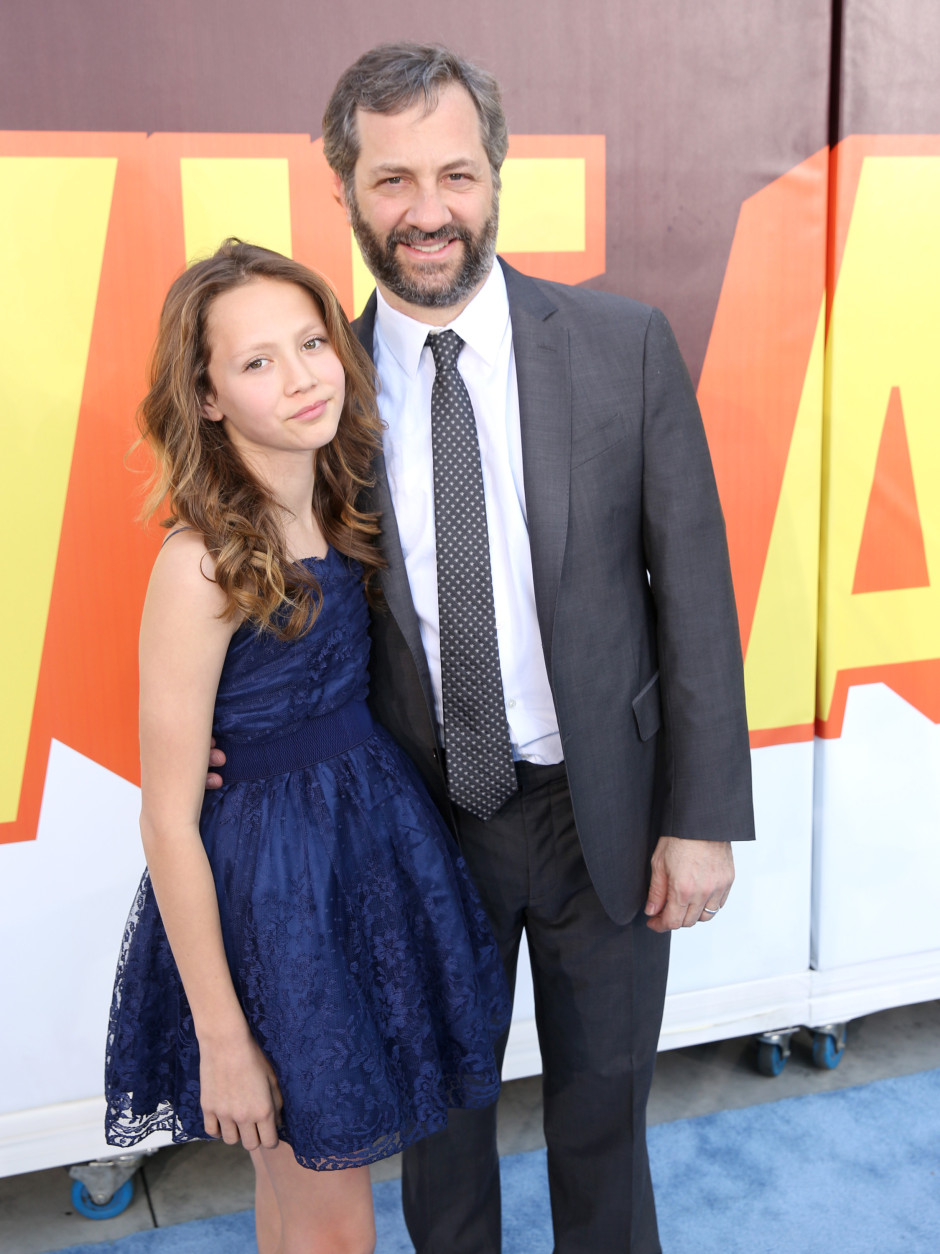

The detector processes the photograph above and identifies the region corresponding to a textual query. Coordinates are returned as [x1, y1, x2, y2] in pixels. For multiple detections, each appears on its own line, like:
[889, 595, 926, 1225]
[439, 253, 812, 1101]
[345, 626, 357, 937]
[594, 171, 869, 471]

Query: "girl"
[105, 240, 510, 1254]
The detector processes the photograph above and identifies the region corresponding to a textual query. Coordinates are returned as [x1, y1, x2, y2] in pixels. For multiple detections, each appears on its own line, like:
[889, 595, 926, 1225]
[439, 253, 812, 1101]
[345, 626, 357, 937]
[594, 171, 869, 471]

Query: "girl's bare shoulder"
[146, 528, 226, 621]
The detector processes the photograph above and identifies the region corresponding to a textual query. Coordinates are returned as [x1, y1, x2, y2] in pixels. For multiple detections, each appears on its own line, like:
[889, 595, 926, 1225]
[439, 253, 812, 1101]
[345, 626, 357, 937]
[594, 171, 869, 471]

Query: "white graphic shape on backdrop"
[666, 739, 814, 994]
[813, 682, 940, 969]
[0, 740, 145, 1115]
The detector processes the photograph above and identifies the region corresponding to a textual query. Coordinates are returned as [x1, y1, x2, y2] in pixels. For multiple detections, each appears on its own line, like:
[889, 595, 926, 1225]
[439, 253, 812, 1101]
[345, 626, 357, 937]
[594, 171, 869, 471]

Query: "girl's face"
[202, 277, 346, 465]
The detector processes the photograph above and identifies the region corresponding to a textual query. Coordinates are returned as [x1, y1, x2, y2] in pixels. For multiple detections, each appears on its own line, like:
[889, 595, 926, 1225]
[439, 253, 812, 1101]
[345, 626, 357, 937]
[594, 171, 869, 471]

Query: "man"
[321, 42, 754, 1254]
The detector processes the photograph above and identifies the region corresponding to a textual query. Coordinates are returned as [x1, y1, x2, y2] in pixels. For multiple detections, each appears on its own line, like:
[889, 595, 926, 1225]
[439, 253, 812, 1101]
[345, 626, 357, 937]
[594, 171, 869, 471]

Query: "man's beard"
[347, 190, 499, 309]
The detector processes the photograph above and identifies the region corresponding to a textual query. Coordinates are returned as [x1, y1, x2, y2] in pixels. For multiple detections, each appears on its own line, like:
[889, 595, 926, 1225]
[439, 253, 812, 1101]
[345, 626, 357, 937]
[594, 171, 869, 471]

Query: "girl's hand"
[199, 1029, 283, 1152]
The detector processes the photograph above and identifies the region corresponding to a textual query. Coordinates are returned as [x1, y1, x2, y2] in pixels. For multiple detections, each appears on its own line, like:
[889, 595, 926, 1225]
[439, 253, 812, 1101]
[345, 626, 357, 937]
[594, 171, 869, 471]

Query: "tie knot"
[426, 329, 464, 371]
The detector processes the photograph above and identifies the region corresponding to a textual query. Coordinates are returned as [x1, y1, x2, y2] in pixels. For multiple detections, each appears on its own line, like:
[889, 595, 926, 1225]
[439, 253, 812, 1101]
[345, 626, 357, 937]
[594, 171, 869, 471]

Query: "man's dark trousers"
[401, 762, 670, 1254]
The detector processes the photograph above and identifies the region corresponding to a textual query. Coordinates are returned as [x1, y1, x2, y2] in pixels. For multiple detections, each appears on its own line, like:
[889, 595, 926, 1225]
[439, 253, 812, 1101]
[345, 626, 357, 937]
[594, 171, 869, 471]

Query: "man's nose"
[404, 186, 453, 234]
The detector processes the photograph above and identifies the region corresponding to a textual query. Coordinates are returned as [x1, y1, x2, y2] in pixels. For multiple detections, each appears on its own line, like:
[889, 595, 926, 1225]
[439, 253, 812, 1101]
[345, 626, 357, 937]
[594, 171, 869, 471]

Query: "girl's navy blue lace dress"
[104, 548, 510, 1169]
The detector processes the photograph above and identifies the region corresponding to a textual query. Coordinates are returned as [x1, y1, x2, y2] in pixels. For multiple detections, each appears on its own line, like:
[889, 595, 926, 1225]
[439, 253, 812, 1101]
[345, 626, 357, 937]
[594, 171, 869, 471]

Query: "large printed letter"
[818, 155, 940, 731]
[0, 157, 115, 823]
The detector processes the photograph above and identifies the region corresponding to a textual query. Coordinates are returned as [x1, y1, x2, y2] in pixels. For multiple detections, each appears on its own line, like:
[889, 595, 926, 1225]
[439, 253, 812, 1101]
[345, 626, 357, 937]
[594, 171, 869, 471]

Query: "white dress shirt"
[373, 261, 563, 765]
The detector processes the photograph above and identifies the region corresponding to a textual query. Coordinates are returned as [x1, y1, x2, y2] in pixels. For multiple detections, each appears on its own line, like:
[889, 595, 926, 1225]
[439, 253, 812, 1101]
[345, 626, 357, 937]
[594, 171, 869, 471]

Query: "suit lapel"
[355, 296, 437, 713]
[501, 261, 571, 675]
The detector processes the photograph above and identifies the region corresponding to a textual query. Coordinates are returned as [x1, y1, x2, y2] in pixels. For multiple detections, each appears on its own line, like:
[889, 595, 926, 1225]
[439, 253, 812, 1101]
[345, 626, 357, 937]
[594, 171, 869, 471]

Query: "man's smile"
[390, 228, 466, 262]
[402, 238, 457, 255]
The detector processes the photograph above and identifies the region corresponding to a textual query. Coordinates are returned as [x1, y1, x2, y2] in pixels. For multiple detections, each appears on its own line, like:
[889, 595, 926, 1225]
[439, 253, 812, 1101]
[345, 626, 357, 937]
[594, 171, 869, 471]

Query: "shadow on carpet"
[53, 1067, 940, 1253]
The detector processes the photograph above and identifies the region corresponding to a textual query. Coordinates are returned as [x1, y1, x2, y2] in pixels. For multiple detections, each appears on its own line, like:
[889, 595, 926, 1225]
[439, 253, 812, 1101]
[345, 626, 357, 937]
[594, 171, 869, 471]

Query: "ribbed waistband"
[217, 700, 374, 782]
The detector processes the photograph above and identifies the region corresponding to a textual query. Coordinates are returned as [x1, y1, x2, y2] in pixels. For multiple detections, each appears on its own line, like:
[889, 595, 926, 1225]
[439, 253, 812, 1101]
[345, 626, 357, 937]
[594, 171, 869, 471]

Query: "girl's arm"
[138, 531, 281, 1151]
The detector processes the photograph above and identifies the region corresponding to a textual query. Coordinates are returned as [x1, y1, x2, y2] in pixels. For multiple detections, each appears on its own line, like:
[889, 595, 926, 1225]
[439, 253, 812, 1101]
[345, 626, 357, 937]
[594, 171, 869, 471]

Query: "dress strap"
[161, 526, 193, 548]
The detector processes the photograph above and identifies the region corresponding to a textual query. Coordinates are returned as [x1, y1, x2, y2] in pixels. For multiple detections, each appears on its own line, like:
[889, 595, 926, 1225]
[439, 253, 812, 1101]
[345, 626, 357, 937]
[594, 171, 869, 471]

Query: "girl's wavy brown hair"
[139, 239, 384, 638]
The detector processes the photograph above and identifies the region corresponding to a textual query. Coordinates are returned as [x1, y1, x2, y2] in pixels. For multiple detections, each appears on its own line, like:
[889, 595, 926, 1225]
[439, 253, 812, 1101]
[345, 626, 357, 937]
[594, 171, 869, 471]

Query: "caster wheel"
[756, 1040, 787, 1077]
[71, 1177, 134, 1219]
[811, 1031, 845, 1070]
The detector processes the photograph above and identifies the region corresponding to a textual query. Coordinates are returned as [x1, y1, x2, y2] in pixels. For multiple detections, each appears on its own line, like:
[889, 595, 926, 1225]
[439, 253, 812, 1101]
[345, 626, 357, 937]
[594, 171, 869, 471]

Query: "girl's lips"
[289, 400, 328, 421]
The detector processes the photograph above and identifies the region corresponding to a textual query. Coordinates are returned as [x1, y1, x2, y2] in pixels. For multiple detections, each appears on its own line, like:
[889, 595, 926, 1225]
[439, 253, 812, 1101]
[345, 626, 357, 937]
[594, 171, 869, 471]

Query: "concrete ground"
[3, 999, 939, 1254]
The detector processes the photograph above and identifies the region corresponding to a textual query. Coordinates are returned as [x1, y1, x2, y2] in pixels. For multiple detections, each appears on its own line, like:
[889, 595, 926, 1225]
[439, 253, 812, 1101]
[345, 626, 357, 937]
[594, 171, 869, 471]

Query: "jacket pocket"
[632, 672, 661, 741]
[571, 413, 626, 468]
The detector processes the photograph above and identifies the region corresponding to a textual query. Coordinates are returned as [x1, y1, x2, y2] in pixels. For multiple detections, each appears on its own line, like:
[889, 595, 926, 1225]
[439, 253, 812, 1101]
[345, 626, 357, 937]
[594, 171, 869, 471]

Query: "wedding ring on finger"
[702, 905, 720, 916]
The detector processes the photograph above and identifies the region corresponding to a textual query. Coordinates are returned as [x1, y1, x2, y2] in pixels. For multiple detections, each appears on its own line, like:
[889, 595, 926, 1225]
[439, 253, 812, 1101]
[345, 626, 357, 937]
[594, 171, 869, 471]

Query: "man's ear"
[332, 172, 352, 223]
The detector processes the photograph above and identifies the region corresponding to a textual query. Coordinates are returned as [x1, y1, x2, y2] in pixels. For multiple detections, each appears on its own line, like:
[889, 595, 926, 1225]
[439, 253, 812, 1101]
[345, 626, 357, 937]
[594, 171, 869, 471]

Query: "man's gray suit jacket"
[357, 259, 755, 926]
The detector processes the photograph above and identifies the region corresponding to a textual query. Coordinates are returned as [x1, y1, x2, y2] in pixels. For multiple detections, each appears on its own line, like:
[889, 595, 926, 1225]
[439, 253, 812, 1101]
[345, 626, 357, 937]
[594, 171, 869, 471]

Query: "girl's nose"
[285, 359, 317, 392]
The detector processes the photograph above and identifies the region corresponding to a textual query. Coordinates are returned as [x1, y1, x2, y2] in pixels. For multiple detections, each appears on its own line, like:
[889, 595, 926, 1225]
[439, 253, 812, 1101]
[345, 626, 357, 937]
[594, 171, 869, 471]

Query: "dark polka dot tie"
[427, 330, 518, 820]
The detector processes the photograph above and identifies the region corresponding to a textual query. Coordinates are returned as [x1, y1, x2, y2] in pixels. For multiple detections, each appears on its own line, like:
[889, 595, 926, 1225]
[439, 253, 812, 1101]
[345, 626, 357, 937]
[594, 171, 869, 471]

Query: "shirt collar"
[374, 260, 509, 378]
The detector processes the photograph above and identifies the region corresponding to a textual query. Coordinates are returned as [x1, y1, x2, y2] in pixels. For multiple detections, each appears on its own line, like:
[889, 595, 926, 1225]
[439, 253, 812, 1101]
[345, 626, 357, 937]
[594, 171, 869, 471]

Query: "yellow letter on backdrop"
[818, 156, 940, 722]
[0, 156, 116, 822]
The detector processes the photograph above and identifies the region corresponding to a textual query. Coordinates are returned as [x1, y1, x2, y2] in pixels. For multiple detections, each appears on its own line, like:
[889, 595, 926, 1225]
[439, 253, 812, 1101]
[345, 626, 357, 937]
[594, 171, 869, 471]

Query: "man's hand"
[206, 738, 225, 791]
[644, 836, 734, 932]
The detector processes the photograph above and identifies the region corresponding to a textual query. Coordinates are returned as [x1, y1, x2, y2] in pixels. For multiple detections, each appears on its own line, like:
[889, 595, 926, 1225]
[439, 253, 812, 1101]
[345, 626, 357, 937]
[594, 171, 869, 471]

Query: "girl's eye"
[244, 357, 268, 371]
[303, 336, 327, 351]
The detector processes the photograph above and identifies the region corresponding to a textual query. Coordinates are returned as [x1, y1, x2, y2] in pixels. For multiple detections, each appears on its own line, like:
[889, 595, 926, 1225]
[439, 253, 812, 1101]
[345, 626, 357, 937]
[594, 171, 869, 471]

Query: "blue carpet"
[54, 1068, 940, 1253]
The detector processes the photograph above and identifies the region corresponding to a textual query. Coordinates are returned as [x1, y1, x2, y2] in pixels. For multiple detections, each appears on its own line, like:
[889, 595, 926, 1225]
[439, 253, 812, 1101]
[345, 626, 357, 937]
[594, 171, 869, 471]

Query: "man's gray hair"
[322, 42, 509, 191]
